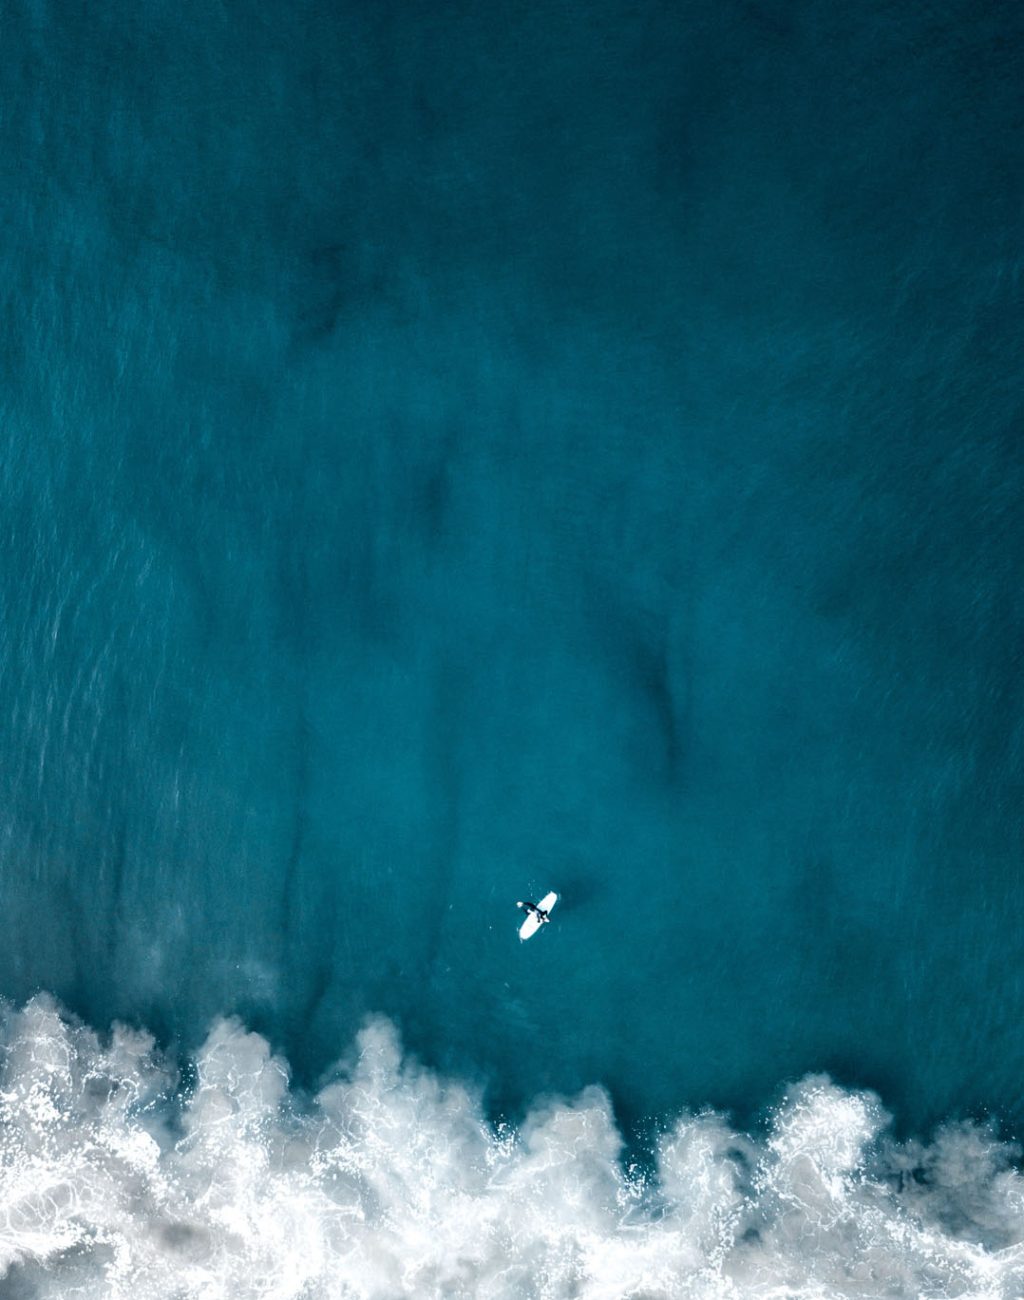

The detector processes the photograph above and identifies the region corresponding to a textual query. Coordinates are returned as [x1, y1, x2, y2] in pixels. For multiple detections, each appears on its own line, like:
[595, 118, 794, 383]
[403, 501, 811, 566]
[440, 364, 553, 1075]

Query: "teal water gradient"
[0, 0, 1021, 1138]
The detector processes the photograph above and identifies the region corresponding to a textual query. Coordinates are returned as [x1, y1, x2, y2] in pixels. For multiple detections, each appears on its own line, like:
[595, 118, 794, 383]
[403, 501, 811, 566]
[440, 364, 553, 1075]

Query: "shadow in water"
[549, 871, 602, 912]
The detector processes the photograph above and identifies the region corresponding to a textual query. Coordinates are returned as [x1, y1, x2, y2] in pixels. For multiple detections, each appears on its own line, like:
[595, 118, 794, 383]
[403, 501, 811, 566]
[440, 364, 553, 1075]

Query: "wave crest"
[0, 995, 1021, 1298]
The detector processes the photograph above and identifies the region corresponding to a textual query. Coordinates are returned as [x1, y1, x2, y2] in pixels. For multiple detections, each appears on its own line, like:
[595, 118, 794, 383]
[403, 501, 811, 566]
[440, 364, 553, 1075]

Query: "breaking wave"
[0, 996, 1022, 1298]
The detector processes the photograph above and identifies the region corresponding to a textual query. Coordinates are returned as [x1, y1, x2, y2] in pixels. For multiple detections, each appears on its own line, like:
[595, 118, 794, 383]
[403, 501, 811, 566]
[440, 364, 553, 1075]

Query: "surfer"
[517, 891, 557, 941]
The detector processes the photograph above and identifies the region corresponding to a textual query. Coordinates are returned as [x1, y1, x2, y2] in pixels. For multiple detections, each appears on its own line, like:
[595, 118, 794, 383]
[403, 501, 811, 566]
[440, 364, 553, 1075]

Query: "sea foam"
[0, 995, 1021, 1299]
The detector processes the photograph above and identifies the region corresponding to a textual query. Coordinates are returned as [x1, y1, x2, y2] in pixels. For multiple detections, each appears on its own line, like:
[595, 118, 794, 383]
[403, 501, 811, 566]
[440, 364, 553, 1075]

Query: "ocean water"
[0, 0, 1022, 1295]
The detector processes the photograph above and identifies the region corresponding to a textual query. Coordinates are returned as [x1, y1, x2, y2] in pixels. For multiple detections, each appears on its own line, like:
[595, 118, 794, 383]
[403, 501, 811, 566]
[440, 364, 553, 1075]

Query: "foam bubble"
[0, 995, 1021, 1298]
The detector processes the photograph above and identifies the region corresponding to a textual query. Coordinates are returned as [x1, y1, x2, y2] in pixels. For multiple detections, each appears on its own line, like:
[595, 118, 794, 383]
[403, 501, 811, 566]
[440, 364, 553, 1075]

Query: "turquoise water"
[0, 1, 1023, 1294]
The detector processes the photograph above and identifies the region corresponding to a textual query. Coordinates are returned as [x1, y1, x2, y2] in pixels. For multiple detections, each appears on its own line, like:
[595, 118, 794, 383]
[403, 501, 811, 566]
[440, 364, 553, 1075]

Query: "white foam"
[0, 995, 1021, 1299]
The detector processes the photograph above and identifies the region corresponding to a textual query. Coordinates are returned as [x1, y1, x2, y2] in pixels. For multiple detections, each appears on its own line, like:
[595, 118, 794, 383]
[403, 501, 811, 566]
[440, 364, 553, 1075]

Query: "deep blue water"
[1, 0, 1022, 1158]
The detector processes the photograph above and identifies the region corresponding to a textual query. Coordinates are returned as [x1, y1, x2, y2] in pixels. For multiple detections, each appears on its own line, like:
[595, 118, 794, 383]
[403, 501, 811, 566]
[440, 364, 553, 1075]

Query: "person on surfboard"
[516, 899, 551, 925]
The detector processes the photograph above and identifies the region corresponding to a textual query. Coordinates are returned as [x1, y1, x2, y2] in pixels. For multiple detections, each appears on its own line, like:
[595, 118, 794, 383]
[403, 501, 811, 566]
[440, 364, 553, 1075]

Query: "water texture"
[0, 1, 1022, 1293]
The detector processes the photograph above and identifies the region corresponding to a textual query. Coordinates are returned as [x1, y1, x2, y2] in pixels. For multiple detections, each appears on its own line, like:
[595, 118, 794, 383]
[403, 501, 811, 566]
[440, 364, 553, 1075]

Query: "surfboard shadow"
[548, 872, 600, 911]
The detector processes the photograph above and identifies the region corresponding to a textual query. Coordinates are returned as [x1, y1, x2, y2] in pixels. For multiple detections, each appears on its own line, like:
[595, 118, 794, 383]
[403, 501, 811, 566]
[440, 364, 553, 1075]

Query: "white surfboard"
[517, 891, 558, 941]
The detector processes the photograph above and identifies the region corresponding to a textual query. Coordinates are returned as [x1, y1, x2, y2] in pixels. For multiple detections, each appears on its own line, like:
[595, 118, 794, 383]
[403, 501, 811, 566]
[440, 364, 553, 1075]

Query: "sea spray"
[1, 996, 1022, 1299]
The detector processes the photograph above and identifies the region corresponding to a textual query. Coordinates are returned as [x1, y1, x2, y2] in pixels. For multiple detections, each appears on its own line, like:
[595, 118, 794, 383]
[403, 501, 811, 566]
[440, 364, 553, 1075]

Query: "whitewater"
[1, 996, 1021, 1300]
